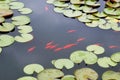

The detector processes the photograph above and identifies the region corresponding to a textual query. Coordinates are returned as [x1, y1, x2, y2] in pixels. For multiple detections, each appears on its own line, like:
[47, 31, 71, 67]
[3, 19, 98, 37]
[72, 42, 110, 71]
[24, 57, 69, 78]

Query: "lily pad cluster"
[46, 0, 120, 31]
[17, 64, 120, 80]
[51, 44, 120, 68]
[0, 0, 33, 54]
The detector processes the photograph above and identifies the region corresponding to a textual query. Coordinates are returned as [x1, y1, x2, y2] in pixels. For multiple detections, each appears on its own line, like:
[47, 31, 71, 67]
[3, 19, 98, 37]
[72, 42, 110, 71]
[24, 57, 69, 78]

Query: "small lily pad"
[12, 15, 30, 25]
[37, 69, 64, 80]
[17, 25, 33, 34]
[102, 71, 120, 80]
[111, 52, 120, 62]
[54, 7, 64, 13]
[23, 64, 44, 75]
[0, 35, 14, 47]
[0, 22, 15, 32]
[9, 2, 24, 9]
[74, 68, 98, 80]
[53, 1, 68, 7]
[0, 3, 9, 9]
[78, 14, 91, 23]
[15, 34, 33, 43]
[17, 76, 37, 80]
[18, 8, 32, 14]
[63, 10, 82, 18]
[0, 9, 13, 17]
[97, 57, 117, 68]
[53, 59, 74, 69]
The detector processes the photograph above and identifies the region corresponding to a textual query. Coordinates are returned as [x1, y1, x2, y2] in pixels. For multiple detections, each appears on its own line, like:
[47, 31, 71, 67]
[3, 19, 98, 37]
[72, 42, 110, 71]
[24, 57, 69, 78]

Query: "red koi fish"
[46, 41, 54, 46]
[63, 43, 77, 49]
[67, 30, 77, 33]
[27, 46, 36, 52]
[54, 48, 63, 52]
[76, 38, 85, 42]
[49, 44, 58, 49]
[109, 45, 119, 49]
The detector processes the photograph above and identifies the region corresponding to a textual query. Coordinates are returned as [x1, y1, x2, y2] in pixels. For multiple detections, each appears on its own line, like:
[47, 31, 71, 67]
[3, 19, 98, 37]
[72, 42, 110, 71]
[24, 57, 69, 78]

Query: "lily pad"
[52, 59, 74, 69]
[0, 22, 15, 32]
[111, 52, 120, 63]
[12, 15, 30, 25]
[102, 71, 120, 80]
[97, 57, 117, 68]
[17, 76, 37, 80]
[74, 68, 98, 80]
[17, 25, 33, 34]
[37, 69, 64, 80]
[15, 34, 33, 43]
[61, 75, 75, 80]
[18, 8, 32, 14]
[63, 10, 82, 18]
[9, 2, 24, 9]
[23, 64, 44, 75]
[0, 3, 9, 9]
[0, 9, 13, 17]
[0, 35, 14, 47]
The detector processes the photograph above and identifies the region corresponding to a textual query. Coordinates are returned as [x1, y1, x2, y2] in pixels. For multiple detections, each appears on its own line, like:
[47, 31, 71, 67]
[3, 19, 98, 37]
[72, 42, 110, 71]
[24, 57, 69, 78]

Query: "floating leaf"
[0, 9, 13, 17]
[63, 10, 82, 18]
[78, 14, 91, 22]
[23, 64, 44, 75]
[53, 1, 68, 7]
[0, 16, 5, 23]
[102, 71, 120, 80]
[12, 15, 30, 25]
[74, 68, 98, 80]
[0, 35, 14, 47]
[15, 34, 33, 43]
[86, 45, 105, 54]
[17, 25, 33, 34]
[93, 12, 107, 18]
[17, 76, 37, 80]
[9, 2, 24, 9]
[82, 6, 98, 13]
[97, 57, 117, 68]
[18, 8, 32, 14]
[111, 52, 120, 63]
[52, 59, 74, 69]
[0, 23, 15, 32]
[54, 7, 64, 13]
[37, 69, 64, 80]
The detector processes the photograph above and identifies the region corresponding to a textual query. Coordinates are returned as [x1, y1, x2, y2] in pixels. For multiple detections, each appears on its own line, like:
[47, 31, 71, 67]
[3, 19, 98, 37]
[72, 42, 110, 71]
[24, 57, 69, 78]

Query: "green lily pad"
[54, 7, 64, 13]
[63, 10, 82, 17]
[53, 1, 68, 7]
[86, 20, 99, 28]
[9, 2, 24, 9]
[86, 45, 105, 54]
[17, 76, 37, 80]
[15, 34, 33, 43]
[70, 0, 81, 4]
[37, 69, 64, 80]
[61, 75, 75, 80]
[0, 35, 14, 47]
[74, 68, 98, 80]
[97, 57, 117, 68]
[78, 14, 91, 22]
[106, 1, 120, 8]
[0, 16, 5, 23]
[70, 50, 97, 64]
[12, 15, 30, 25]
[52, 59, 74, 69]
[0, 3, 9, 9]
[111, 52, 120, 63]
[46, 0, 55, 4]
[82, 6, 98, 13]
[17, 25, 33, 34]
[93, 12, 107, 18]
[18, 8, 32, 14]
[102, 71, 120, 80]
[0, 22, 15, 32]
[69, 4, 83, 10]
[23, 64, 44, 75]
[86, 0, 100, 7]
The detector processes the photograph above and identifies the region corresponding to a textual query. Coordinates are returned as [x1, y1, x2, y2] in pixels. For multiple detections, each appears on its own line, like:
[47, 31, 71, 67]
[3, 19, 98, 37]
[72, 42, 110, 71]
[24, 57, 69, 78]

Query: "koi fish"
[27, 46, 36, 52]
[54, 48, 63, 52]
[49, 44, 58, 49]
[46, 41, 54, 46]
[76, 38, 85, 42]
[67, 30, 77, 33]
[109, 45, 119, 49]
[63, 43, 77, 49]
